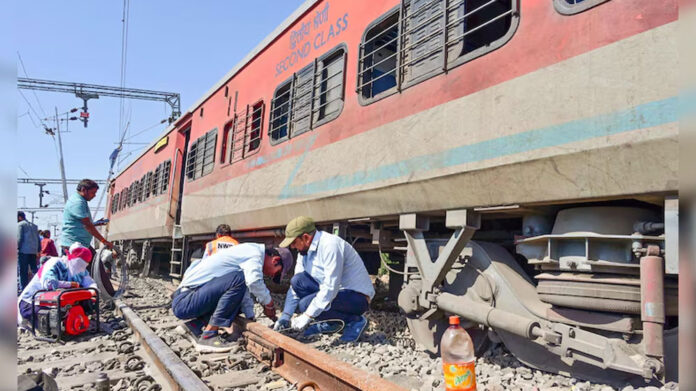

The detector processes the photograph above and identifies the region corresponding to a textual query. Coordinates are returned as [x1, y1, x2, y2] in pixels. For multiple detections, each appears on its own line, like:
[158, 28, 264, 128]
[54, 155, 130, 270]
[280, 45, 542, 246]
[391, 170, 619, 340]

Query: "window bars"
[159, 160, 171, 193]
[227, 101, 264, 164]
[357, 0, 517, 102]
[111, 193, 119, 214]
[186, 129, 217, 181]
[270, 46, 346, 144]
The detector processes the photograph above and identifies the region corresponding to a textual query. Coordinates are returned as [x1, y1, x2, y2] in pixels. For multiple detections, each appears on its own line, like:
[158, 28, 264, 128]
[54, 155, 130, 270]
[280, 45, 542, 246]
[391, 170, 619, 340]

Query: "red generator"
[31, 288, 100, 342]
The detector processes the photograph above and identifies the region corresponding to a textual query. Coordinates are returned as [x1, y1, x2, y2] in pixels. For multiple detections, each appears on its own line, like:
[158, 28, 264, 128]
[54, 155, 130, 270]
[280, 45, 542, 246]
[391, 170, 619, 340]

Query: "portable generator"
[31, 287, 100, 342]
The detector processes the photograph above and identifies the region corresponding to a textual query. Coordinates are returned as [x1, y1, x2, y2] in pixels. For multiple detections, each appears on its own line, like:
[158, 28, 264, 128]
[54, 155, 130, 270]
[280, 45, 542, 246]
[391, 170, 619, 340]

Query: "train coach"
[105, 0, 678, 385]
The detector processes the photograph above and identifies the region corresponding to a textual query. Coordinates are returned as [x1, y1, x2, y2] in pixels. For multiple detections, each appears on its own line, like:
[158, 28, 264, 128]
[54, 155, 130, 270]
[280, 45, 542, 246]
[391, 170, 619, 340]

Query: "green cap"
[279, 216, 316, 248]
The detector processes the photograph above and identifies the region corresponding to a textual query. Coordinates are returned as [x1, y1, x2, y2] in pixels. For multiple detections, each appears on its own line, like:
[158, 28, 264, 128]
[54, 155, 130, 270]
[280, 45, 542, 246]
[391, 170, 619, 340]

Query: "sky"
[15, 0, 306, 237]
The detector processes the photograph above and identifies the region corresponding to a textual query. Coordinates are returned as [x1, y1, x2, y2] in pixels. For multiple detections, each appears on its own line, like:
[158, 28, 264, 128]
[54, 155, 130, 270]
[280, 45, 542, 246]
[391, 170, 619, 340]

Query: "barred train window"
[144, 171, 153, 199]
[128, 182, 136, 207]
[270, 45, 346, 144]
[224, 101, 264, 164]
[553, 0, 610, 15]
[186, 129, 217, 181]
[111, 193, 119, 214]
[119, 189, 127, 210]
[158, 160, 171, 194]
[138, 175, 146, 202]
[358, 0, 519, 104]
[152, 165, 161, 196]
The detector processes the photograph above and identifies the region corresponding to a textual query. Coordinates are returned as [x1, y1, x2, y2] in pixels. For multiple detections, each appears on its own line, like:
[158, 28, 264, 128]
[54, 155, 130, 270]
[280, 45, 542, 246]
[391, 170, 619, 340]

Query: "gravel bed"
[22, 275, 678, 391]
[17, 300, 160, 390]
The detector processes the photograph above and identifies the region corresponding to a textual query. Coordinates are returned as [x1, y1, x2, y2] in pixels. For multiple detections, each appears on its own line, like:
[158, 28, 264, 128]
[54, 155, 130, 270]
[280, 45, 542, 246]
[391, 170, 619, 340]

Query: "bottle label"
[442, 361, 476, 391]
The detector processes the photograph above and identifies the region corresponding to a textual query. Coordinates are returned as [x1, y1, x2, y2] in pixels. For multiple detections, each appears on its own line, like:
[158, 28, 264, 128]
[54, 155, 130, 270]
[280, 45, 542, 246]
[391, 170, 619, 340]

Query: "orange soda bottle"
[441, 315, 477, 391]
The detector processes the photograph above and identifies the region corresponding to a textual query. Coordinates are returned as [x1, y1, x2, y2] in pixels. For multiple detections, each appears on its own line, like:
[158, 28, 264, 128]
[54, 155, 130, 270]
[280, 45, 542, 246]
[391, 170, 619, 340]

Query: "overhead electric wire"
[17, 52, 47, 117]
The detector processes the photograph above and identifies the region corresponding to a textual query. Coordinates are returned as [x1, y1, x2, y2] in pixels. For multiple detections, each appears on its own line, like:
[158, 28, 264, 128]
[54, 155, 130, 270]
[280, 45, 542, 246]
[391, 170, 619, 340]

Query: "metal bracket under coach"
[398, 205, 677, 385]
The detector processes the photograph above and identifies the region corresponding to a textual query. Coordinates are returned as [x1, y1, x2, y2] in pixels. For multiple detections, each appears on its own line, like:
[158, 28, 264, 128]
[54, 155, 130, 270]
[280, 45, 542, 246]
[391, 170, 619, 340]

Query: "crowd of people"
[17, 179, 376, 353]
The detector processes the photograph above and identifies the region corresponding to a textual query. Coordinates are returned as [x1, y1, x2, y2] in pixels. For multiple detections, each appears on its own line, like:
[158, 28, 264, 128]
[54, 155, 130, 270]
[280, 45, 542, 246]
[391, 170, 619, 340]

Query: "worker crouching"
[171, 243, 292, 353]
[17, 243, 97, 329]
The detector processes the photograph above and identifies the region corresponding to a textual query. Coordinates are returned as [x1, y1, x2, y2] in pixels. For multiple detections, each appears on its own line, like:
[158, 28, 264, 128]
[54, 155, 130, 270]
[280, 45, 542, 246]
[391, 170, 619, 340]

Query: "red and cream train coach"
[107, 0, 678, 384]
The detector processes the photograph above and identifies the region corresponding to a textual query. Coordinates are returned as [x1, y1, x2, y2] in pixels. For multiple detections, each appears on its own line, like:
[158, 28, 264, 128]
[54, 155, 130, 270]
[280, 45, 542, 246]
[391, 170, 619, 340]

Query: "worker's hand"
[70, 281, 80, 289]
[273, 318, 290, 331]
[291, 313, 312, 331]
[263, 301, 277, 322]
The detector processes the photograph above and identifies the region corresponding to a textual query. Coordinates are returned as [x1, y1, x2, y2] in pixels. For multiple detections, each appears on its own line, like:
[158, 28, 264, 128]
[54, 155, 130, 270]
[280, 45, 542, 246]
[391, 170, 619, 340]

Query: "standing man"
[171, 243, 293, 352]
[17, 211, 40, 291]
[202, 224, 239, 258]
[274, 216, 375, 342]
[60, 179, 114, 257]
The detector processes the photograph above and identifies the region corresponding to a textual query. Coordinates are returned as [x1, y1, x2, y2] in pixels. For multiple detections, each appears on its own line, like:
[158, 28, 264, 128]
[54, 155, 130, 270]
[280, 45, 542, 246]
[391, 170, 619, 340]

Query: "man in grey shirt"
[17, 211, 39, 291]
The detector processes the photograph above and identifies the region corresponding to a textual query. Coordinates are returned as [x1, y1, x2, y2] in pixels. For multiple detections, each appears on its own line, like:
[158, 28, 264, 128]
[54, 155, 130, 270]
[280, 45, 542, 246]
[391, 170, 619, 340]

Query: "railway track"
[18, 276, 680, 391]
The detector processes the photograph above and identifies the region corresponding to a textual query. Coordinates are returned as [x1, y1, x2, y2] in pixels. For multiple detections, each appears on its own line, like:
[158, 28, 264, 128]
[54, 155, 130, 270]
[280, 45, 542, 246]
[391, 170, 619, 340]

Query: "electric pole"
[55, 107, 69, 203]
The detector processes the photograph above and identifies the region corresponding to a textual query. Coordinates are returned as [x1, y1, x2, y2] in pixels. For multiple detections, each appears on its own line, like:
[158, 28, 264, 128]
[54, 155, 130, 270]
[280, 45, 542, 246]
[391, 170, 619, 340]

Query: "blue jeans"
[291, 272, 369, 324]
[18, 253, 37, 291]
[171, 271, 246, 328]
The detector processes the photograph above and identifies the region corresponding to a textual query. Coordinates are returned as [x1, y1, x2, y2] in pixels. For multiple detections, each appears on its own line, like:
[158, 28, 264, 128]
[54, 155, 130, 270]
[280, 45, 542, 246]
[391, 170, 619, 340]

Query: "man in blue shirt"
[171, 243, 292, 352]
[17, 211, 40, 291]
[61, 179, 113, 257]
[274, 216, 375, 342]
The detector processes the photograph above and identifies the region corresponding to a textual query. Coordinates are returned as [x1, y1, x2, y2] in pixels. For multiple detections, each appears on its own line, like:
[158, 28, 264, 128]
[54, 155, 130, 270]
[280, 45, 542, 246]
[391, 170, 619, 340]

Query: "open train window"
[358, 0, 519, 104]
[358, 11, 399, 102]
[119, 188, 127, 210]
[270, 45, 346, 144]
[128, 182, 136, 207]
[554, 0, 610, 14]
[229, 101, 265, 163]
[270, 81, 292, 144]
[186, 129, 217, 181]
[138, 174, 147, 202]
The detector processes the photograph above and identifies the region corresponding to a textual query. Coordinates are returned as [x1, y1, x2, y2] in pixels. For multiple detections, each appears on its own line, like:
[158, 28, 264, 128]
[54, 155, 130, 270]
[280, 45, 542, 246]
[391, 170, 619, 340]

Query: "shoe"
[174, 318, 205, 342]
[303, 320, 343, 337]
[193, 335, 234, 353]
[339, 315, 368, 342]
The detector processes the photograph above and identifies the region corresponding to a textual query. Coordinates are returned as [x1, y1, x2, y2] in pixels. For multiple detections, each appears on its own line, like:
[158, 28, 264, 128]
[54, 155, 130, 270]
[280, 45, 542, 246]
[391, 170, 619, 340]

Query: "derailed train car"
[106, 0, 678, 385]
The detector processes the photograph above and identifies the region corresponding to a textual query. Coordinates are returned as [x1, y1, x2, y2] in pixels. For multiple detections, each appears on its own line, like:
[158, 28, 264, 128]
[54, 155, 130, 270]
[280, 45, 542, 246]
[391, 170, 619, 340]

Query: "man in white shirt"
[171, 243, 292, 352]
[274, 216, 375, 342]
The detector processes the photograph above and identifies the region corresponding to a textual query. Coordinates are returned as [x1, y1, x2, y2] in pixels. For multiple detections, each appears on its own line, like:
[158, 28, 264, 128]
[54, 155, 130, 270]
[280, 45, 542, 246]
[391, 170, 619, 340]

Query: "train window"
[358, 11, 399, 102]
[122, 188, 129, 209]
[313, 47, 346, 127]
[291, 64, 314, 138]
[118, 189, 126, 210]
[270, 81, 292, 144]
[358, 0, 518, 104]
[152, 166, 161, 196]
[186, 129, 217, 181]
[111, 193, 119, 214]
[139, 174, 147, 202]
[144, 172, 153, 199]
[554, 0, 609, 14]
[160, 160, 171, 194]
[128, 182, 136, 207]
[230, 101, 264, 163]
[270, 45, 347, 144]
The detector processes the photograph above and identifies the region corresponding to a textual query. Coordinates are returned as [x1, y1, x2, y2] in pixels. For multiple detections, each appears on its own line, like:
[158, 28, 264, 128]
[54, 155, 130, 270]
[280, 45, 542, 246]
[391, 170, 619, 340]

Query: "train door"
[175, 127, 191, 224]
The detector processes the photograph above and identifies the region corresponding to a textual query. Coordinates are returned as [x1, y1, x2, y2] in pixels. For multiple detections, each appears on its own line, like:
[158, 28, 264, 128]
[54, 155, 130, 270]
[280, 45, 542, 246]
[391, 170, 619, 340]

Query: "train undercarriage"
[113, 195, 678, 386]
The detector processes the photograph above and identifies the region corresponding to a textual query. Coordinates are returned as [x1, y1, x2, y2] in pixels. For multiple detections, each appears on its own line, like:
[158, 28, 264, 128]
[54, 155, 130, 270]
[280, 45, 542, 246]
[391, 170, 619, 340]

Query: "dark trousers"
[19, 300, 35, 321]
[18, 253, 37, 291]
[291, 272, 369, 324]
[171, 271, 246, 328]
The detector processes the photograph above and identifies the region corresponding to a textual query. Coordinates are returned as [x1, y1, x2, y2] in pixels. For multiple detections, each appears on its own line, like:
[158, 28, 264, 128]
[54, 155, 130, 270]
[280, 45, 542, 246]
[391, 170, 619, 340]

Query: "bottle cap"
[449, 315, 460, 325]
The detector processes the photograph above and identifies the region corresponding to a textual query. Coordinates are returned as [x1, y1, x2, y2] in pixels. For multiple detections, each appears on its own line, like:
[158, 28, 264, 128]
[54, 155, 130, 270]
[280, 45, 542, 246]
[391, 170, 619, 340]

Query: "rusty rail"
[114, 299, 210, 391]
[236, 318, 410, 391]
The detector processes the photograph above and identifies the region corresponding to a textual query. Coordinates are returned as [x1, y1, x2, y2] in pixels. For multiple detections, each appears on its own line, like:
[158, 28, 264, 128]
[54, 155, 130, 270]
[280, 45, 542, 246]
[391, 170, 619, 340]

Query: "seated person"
[17, 243, 96, 327]
[202, 224, 239, 259]
[273, 216, 375, 342]
[171, 243, 292, 352]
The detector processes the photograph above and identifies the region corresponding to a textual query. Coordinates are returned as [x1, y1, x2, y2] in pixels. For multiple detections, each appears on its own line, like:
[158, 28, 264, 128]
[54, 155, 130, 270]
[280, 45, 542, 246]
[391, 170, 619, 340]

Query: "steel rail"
[236, 318, 410, 391]
[113, 299, 210, 391]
